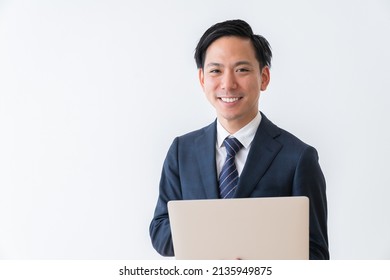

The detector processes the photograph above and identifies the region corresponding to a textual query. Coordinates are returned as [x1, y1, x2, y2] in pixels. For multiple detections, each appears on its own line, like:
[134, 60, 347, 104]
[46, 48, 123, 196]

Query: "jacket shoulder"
[175, 121, 216, 142]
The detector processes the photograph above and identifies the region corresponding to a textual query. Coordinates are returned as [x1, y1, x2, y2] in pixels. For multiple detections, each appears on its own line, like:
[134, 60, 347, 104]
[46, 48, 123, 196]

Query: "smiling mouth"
[220, 97, 241, 103]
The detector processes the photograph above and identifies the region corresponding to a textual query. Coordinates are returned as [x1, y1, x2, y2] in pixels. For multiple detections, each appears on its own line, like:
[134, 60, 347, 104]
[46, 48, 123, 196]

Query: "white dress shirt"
[216, 112, 262, 177]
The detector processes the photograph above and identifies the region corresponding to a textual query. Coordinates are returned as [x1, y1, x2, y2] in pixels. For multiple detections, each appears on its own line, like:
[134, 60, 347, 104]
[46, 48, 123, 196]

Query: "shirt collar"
[217, 111, 262, 149]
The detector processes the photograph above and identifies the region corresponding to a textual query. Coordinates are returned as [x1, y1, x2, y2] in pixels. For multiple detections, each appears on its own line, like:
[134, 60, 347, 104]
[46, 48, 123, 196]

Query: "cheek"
[203, 78, 219, 92]
[241, 78, 261, 93]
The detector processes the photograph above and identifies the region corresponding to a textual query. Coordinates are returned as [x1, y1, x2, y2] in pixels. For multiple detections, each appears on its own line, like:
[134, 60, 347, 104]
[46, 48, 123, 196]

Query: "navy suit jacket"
[150, 113, 329, 259]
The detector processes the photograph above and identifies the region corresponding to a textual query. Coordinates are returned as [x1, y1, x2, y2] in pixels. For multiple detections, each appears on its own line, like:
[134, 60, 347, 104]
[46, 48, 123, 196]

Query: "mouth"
[219, 97, 242, 103]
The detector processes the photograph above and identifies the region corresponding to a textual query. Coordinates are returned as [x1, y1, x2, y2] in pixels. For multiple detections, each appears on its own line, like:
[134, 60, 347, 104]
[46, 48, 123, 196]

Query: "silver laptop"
[168, 196, 309, 260]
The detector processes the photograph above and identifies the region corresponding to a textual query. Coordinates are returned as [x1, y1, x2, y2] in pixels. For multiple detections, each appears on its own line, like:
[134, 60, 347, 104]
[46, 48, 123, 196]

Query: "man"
[150, 19, 329, 260]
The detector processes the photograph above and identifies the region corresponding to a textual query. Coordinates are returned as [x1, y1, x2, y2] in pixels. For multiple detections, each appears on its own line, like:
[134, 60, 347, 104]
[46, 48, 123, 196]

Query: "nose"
[220, 70, 237, 91]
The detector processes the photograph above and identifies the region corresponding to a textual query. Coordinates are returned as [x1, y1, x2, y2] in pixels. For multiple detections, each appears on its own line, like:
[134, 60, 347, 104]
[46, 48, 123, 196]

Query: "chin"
[220, 113, 242, 123]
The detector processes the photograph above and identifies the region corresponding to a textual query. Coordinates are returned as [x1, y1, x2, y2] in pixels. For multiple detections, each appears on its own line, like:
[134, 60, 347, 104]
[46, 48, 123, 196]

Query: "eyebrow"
[205, 61, 253, 68]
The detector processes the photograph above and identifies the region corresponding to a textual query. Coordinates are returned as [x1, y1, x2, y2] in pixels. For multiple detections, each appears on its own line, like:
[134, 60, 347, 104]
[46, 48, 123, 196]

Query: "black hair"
[194, 19, 272, 70]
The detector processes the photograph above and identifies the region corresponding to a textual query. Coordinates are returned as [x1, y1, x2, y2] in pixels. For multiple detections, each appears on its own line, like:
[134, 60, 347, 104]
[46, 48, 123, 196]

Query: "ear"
[198, 68, 205, 91]
[260, 66, 271, 91]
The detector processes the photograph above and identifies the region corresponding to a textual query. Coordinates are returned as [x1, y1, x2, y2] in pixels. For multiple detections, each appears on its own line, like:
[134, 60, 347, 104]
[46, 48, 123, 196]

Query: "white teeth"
[221, 97, 240, 103]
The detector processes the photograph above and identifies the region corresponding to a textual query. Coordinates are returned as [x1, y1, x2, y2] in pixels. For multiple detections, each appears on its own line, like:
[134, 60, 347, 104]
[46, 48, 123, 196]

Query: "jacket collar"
[194, 121, 220, 199]
[194, 113, 282, 199]
[235, 113, 282, 198]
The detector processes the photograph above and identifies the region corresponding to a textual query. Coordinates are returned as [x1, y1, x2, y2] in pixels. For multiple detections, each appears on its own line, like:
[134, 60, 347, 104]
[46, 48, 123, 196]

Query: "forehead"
[204, 36, 258, 65]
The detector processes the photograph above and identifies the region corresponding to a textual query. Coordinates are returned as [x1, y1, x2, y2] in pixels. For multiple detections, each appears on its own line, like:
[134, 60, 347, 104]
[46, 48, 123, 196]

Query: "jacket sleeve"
[293, 145, 330, 260]
[149, 138, 182, 256]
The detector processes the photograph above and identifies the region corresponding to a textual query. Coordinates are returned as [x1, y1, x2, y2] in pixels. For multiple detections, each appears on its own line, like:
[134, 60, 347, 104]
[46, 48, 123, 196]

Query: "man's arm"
[149, 138, 182, 256]
[293, 145, 330, 260]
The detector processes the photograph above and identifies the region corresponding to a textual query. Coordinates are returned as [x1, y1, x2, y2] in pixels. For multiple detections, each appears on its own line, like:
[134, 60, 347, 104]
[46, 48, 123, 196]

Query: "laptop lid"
[168, 196, 309, 260]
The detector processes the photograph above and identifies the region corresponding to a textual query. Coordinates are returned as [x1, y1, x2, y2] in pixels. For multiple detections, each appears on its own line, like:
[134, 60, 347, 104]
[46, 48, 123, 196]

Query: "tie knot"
[224, 137, 243, 157]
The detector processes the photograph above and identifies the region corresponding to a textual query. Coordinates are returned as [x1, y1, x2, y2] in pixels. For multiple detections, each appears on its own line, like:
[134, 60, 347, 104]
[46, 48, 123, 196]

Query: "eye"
[236, 68, 250, 73]
[209, 69, 221, 74]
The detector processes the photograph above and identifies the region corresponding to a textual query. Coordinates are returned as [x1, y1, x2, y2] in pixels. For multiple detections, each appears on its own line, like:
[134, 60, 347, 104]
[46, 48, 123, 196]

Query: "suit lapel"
[235, 113, 282, 198]
[194, 121, 220, 199]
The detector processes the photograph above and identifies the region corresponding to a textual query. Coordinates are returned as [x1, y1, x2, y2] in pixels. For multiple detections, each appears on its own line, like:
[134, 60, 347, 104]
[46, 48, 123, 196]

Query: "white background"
[0, 0, 389, 260]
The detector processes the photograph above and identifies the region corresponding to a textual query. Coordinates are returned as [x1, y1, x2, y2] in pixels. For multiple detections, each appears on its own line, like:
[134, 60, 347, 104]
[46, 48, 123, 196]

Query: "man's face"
[199, 36, 270, 133]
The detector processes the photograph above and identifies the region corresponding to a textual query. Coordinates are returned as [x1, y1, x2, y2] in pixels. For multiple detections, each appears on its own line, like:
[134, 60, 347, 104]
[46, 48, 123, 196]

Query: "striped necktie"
[219, 137, 243, 199]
